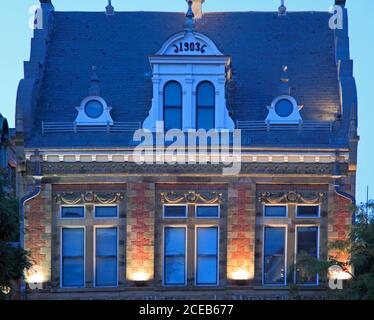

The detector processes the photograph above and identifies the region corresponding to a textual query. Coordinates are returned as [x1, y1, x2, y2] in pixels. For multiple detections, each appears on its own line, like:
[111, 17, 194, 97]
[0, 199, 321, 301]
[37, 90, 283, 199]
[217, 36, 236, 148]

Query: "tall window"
[164, 81, 182, 131]
[296, 226, 319, 285]
[95, 227, 118, 287]
[263, 226, 286, 285]
[196, 227, 218, 285]
[196, 81, 215, 130]
[164, 227, 186, 285]
[62, 228, 85, 287]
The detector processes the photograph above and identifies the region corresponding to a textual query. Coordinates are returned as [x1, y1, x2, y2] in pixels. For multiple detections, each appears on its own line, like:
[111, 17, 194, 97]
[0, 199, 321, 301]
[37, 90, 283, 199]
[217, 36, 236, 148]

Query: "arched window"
[196, 81, 215, 130]
[164, 81, 182, 131]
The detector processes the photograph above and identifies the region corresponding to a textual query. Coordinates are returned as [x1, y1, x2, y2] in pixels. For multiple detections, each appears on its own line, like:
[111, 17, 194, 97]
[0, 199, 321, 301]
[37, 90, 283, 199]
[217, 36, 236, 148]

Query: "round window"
[85, 100, 104, 119]
[275, 99, 294, 118]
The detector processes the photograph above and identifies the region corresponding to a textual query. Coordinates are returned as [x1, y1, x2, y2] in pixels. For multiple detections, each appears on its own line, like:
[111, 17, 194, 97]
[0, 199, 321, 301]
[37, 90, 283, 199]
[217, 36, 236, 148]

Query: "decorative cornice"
[55, 191, 124, 205]
[258, 191, 326, 204]
[160, 191, 222, 204]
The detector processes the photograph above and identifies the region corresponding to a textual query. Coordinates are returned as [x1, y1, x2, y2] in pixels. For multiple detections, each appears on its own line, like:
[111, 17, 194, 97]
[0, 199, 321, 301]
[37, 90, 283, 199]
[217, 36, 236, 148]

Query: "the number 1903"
[173, 42, 207, 54]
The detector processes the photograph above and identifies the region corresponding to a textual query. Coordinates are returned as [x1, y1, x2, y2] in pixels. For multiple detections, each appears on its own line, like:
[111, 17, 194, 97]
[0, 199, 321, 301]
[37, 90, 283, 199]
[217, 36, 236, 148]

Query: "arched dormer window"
[164, 81, 182, 131]
[196, 81, 215, 130]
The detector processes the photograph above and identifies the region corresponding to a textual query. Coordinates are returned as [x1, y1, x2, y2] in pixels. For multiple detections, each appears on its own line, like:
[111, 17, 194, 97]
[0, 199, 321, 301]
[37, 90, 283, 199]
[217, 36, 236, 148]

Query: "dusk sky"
[0, 0, 372, 203]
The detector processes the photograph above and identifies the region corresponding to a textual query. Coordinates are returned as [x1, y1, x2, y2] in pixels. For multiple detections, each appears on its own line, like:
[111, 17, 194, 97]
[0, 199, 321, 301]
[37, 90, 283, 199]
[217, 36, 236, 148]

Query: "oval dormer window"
[275, 99, 293, 118]
[85, 100, 104, 119]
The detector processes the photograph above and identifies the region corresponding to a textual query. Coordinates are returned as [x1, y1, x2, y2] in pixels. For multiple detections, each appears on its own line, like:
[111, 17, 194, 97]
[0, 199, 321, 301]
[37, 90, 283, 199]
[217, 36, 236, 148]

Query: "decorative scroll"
[258, 191, 325, 204]
[55, 192, 124, 204]
[160, 191, 223, 205]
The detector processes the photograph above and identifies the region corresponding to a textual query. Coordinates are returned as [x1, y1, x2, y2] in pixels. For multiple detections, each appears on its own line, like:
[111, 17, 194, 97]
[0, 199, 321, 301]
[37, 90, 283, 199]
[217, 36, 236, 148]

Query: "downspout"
[19, 151, 42, 300]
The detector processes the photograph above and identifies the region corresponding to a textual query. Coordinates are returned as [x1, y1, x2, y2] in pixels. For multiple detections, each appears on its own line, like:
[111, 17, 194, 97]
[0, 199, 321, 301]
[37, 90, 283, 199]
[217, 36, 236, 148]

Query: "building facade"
[0, 114, 16, 192]
[16, 0, 358, 299]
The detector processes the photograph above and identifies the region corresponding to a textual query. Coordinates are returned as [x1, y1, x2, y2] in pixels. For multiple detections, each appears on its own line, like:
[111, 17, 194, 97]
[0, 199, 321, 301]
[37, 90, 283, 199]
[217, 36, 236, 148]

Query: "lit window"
[196, 205, 220, 218]
[296, 205, 320, 218]
[61, 206, 84, 219]
[274, 99, 293, 117]
[196, 227, 218, 285]
[196, 81, 215, 130]
[95, 206, 118, 218]
[263, 226, 286, 285]
[95, 228, 118, 287]
[164, 81, 182, 131]
[296, 226, 319, 285]
[164, 227, 186, 285]
[264, 205, 287, 217]
[62, 228, 85, 287]
[85, 99, 104, 119]
[163, 205, 187, 218]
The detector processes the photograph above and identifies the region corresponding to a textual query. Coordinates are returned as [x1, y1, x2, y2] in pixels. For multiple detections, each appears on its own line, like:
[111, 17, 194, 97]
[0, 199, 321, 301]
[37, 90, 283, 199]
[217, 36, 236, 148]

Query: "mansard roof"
[20, 10, 354, 149]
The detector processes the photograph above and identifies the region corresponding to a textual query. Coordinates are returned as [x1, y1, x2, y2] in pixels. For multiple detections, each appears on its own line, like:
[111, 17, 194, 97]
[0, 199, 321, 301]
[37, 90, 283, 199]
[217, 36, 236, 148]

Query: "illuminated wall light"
[26, 266, 44, 290]
[131, 271, 151, 282]
[231, 269, 250, 281]
[328, 265, 353, 281]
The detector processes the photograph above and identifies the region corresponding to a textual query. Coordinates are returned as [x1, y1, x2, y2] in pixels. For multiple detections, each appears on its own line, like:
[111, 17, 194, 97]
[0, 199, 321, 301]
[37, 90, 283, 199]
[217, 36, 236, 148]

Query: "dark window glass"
[164, 206, 187, 218]
[196, 206, 219, 218]
[263, 227, 286, 285]
[297, 205, 320, 217]
[296, 227, 319, 285]
[62, 228, 84, 287]
[61, 206, 84, 218]
[275, 99, 293, 117]
[95, 206, 118, 218]
[164, 81, 182, 131]
[264, 205, 287, 217]
[196, 227, 218, 285]
[164, 227, 186, 285]
[96, 228, 117, 287]
[196, 82, 215, 130]
[85, 100, 104, 118]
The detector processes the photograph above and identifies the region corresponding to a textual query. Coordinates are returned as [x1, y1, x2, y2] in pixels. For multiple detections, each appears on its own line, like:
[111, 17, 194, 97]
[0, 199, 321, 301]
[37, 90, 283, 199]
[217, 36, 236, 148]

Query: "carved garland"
[55, 192, 124, 205]
[160, 191, 223, 205]
[258, 191, 325, 204]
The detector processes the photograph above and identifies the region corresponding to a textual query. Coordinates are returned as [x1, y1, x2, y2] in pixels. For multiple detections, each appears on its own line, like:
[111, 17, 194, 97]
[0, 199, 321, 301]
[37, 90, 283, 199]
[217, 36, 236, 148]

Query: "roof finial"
[184, 0, 195, 33]
[106, 0, 114, 15]
[279, 65, 291, 95]
[89, 66, 101, 96]
[278, 0, 287, 16]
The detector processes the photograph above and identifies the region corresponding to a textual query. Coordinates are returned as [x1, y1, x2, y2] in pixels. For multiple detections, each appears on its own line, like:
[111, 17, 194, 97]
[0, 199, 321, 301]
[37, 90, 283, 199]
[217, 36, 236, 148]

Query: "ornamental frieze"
[160, 191, 223, 204]
[258, 191, 326, 204]
[55, 191, 124, 205]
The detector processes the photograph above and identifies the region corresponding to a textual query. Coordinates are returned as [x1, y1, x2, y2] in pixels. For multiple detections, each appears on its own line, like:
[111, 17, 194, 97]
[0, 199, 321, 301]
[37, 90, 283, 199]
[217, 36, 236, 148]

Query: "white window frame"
[162, 225, 188, 286]
[93, 204, 119, 219]
[162, 204, 188, 219]
[60, 226, 86, 289]
[194, 204, 220, 219]
[93, 225, 119, 288]
[60, 205, 85, 219]
[294, 225, 320, 286]
[263, 204, 288, 218]
[194, 225, 220, 286]
[295, 204, 321, 219]
[262, 224, 288, 286]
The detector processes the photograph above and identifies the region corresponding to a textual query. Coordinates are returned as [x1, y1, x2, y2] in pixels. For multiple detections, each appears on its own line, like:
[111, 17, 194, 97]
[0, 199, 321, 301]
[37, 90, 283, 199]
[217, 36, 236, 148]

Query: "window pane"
[197, 108, 214, 131]
[296, 227, 318, 285]
[96, 228, 117, 256]
[264, 227, 286, 285]
[197, 227, 218, 285]
[62, 228, 84, 287]
[164, 107, 182, 131]
[164, 205, 187, 218]
[197, 82, 215, 107]
[96, 257, 117, 287]
[196, 206, 219, 218]
[264, 205, 287, 217]
[62, 228, 84, 257]
[164, 227, 186, 285]
[297, 206, 319, 217]
[96, 228, 117, 287]
[164, 82, 182, 106]
[61, 206, 84, 218]
[95, 206, 118, 218]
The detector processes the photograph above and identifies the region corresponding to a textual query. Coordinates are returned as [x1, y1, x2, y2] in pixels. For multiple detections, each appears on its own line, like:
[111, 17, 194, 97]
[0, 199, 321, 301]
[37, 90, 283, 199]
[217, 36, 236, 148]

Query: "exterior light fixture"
[131, 271, 151, 286]
[231, 269, 250, 285]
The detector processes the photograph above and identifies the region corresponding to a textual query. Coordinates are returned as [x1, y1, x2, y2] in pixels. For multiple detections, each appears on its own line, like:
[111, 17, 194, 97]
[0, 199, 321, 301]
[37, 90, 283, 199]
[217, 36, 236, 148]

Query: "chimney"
[335, 0, 346, 6]
[192, 0, 205, 19]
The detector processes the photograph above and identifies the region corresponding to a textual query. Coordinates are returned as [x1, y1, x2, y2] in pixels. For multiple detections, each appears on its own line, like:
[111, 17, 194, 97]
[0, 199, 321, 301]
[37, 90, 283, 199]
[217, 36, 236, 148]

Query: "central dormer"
[143, 1, 235, 132]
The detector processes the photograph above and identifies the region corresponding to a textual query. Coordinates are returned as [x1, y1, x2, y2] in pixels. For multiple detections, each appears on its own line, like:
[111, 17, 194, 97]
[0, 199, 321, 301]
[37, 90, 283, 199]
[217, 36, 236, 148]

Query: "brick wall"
[227, 183, 256, 282]
[126, 182, 155, 283]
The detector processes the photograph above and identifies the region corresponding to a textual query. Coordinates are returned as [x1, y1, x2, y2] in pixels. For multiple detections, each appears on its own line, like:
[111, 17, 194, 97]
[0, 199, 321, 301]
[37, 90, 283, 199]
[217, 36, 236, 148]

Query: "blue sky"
[0, 0, 373, 203]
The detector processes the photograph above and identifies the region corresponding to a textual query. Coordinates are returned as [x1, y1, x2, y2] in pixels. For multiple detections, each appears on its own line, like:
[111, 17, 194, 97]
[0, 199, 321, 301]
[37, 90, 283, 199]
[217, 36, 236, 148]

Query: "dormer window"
[164, 81, 183, 131]
[85, 99, 104, 119]
[196, 81, 215, 130]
